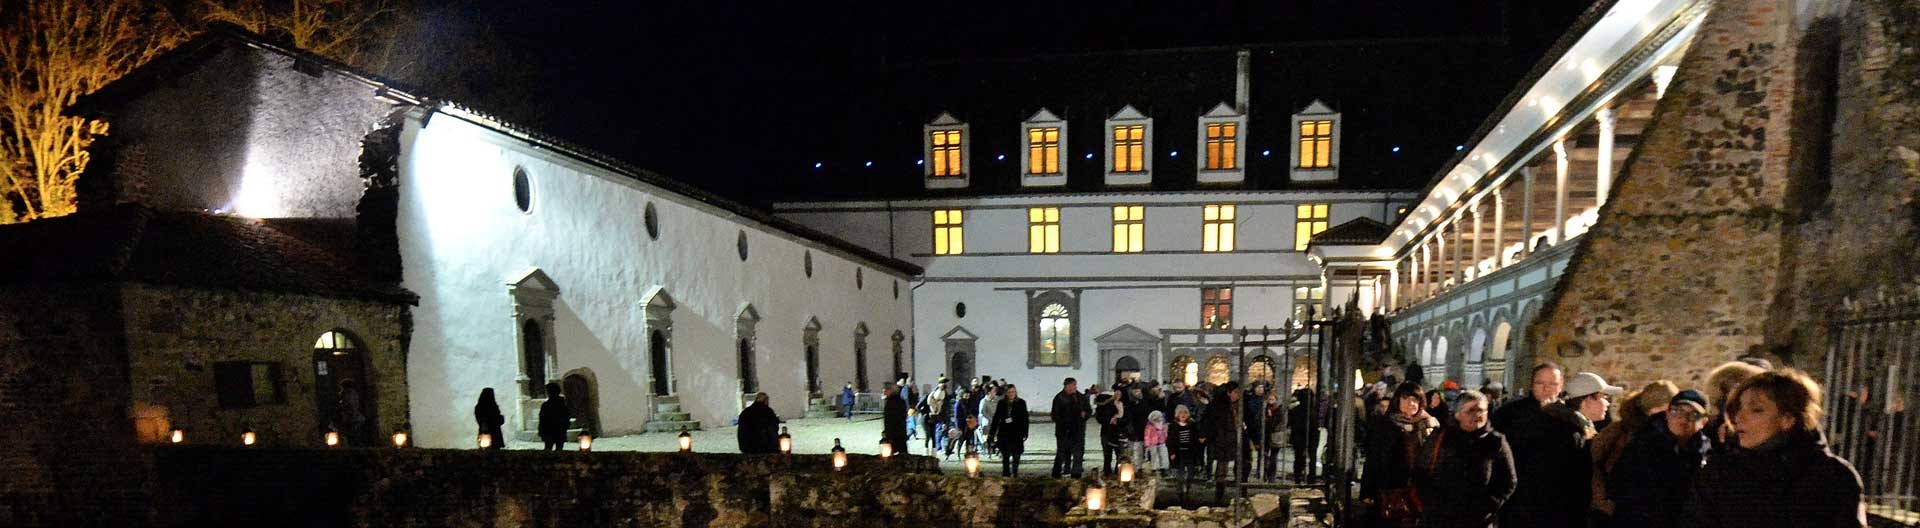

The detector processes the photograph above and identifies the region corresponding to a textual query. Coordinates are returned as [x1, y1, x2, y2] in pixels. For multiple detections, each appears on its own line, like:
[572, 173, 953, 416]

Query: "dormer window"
[1196, 102, 1247, 184]
[1020, 108, 1068, 187]
[923, 112, 969, 189]
[1289, 100, 1341, 183]
[1104, 105, 1152, 186]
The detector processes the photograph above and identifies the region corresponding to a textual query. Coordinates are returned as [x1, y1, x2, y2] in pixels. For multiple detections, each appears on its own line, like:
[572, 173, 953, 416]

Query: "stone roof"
[1309, 217, 1393, 246]
[0, 205, 416, 303]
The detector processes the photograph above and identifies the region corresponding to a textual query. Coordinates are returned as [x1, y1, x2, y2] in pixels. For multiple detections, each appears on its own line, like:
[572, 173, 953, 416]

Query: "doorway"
[562, 370, 598, 436]
[649, 330, 670, 396]
[312, 330, 373, 446]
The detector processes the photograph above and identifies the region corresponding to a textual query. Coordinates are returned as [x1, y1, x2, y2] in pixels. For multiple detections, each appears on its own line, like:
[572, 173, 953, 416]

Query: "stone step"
[656, 402, 682, 413]
[511, 427, 587, 443]
[655, 411, 691, 422]
[803, 411, 840, 419]
[645, 420, 701, 433]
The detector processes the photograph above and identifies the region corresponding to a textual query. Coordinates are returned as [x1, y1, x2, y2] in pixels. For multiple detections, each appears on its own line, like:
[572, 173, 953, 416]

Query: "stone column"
[1493, 190, 1506, 267]
[1553, 140, 1569, 245]
[1470, 202, 1483, 280]
[1522, 166, 1536, 257]
[1388, 264, 1400, 310]
[1596, 108, 1616, 209]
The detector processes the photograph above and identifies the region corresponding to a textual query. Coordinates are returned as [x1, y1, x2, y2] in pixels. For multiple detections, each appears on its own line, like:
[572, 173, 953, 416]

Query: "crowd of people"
[1355, 360, 1867, 528]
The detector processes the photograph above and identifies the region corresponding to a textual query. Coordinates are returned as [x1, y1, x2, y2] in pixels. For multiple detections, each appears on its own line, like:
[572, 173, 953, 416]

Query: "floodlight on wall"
[831, 438, 847, 471]
[678, 427, 693, 453]
[777, 426, 792, 455]
[579, 433, 593, 452]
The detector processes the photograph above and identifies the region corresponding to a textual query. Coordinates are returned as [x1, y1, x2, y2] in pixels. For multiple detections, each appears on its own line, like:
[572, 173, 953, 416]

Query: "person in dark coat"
[882, 382, 909, 455]
[736, 392, 782, 453]
[1683, 369, 1865, 528]
[1127, 387, 1151, 469]
[335, 379, 367, 446]
[474, 387, 506, 450]
[1206, 382, 1244, 499]
[1416, 390, 1516, 528]
[1291, 388, 1322, 481]
[989, 385, 1030, 477]
[1490, 363, 1596, 528]
[1095, 392, 1127, 474]
[537, 382, 570, 451]
[1050, 377, 1091, 478]
[1363, 382, 1440, 527]
[1607, 390, 1712, 528]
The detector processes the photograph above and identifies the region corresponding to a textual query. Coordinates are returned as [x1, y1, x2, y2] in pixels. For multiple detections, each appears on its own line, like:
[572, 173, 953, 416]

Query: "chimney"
[1235, 49, 1251, 114]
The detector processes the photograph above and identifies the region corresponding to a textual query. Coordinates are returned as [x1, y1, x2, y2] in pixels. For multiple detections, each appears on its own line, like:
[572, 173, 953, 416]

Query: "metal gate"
[1826, 293, 1920, 518]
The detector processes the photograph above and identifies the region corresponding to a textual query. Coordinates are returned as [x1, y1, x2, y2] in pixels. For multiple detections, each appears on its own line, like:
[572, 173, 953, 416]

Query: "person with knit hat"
[1591, 380, 1681, 520]
[1606, 389, 1713, 528]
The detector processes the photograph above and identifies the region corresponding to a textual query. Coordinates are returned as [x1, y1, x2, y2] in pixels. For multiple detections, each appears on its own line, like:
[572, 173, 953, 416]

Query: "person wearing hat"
[1605, 389, 1713, 528]
[1094, 390, 1127, 475]
[1204, 382, 1245, 501]
[1591, 380, 1681, 522]
[1493, 363, 1605, 528]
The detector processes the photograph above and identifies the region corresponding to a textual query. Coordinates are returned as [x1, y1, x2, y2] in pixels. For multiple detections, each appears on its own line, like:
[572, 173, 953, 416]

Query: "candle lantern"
[777, 426, 792, 454]
[477, 433, 493, 449]
[578, 433, 593, 452]
[1118, 460, 1135, 483]
[878, 438, 894, 459]
[1085, 481, 1107, 512]
[241, 427, 257, 446]
[964, 451, 981, 477]
[677, 427, 694, 453]
[169, 429, 185, 444]
[325, 430, 341, 447]
[391, 427, 409, 448]
[830, 438, 847, 471]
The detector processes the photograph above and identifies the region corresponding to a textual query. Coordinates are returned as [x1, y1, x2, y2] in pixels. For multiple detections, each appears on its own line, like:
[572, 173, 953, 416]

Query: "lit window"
[930, 130, 963, 177]
[933, 209, 964, 255]
[1294, 203, 1330, 250]
[1201, 287, 1233, 329]
[1111, 205, 1145, 253]
[1027, 127, 1061, 175]
[1203, 204, 1236, 252]
[1037, 303, 1072, 366]
[1293, 286, 1325, 322]
[1205, 123, 1238, 170]
[1112, 125, 1146, 173]
[1298, 120, 1333, 168]
[1028, 207, 1060, 253]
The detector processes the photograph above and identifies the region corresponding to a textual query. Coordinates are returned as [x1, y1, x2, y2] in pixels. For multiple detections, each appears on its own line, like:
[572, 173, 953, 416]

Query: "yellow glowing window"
[1298, 120, 1333, 169]
[933, 209, 964, 255]
[1292, 286, 1324, 322]
[930, 130, 963, 177]
[1111, 205, 1145, 253]
[1028, 207, 1060, 253]
[1205, 123, 1238, 170]
[1202, 204, 1236, 252]
[1294, 203, 1330, 251]
[1112, 125, 1146, 173]
[1027, 128, 1061, 175]
[1201, 287, 1233, 329]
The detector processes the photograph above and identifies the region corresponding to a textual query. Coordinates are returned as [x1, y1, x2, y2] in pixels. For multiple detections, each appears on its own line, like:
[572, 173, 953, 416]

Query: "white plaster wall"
[397, 115, 913, 447]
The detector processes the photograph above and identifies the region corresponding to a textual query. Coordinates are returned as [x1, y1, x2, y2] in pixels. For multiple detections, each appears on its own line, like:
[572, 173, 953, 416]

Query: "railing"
[1826, 291, 1920, 518]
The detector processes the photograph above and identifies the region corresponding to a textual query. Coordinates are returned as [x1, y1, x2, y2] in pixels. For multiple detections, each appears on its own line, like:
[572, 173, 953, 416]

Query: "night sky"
[396, 1, 1596, 206]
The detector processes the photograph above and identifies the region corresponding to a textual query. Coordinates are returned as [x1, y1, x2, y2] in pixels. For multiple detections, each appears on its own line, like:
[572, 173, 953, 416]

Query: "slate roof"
[0, 205, 416, 303]
[1309, 217, 1393, 246]
[68, 24, 924, 277]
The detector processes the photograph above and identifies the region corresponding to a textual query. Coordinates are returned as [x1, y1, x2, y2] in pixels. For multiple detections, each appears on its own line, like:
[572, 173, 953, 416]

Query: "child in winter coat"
[1168, 405, 1204, 479]
[1145, 410, 1170, 474]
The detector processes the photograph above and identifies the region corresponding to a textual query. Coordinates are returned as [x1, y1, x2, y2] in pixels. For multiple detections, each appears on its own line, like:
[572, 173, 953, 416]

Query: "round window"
[643, 202, 659, 240]
[955, 302, 967, 318]
[512, 167, 532, 213]
[737, 231, 749, 261]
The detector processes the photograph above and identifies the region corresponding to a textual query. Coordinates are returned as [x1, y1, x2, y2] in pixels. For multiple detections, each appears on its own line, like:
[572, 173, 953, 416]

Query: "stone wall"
[1528, 0, 1920, 386]
[120, 284, 411, 448]
[151, 448, 937, 527]
[0, 284, 152, 525]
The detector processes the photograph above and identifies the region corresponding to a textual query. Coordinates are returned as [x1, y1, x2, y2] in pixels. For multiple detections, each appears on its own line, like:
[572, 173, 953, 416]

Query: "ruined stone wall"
[0, 284, 152, 525]
[120, 284, 411, 448]
[151, 448, 939, 527]
[1533, 0, 1920, 387]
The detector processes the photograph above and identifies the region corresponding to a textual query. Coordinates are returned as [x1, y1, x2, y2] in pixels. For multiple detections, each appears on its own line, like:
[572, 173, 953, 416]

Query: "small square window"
[214, 361, 286, 409]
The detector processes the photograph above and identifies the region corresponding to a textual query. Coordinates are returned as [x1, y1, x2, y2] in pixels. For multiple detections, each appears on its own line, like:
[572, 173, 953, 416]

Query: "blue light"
[1455, 145, 1465, 151]
[1085, 153, 1094, 159]
[864, 161, 873, 167]
[996, 154, 1005, 161]
[813, 162, 823, 169]
[1170, 150, 1179, 157]
[916, 159, 924, 166]
[1261, 149, 1271, 157]
[1392, 146, 1401, 153]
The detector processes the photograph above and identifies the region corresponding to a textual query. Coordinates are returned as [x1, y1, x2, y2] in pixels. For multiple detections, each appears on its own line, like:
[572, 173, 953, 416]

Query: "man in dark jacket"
[882, 382, 909, 455]
[1607, 390, 1712, 528]
[538, 382, 571, 451]
[1290, 388, 1321, 481]
[736, 392, 782, 453]
[1206, 382, 1244, 500]
[1051, 377, 1091, 478]
[1095, 392, 1126, 474]
[989, 385, 1030, 477]
[1492, 363, 1610, 528]
[1417, 390, 1516, 528]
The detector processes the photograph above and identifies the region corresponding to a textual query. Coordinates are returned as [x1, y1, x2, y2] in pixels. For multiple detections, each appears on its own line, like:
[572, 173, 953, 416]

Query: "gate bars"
[1827, 293, 1920, 517]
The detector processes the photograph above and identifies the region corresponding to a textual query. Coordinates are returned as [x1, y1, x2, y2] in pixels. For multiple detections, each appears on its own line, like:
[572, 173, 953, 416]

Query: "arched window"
[1037, 304, 1072, 366]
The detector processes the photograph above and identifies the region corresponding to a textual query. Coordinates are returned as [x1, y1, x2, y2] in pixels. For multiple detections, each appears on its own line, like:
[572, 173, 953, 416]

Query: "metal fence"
[1826, 293, 1920, 517]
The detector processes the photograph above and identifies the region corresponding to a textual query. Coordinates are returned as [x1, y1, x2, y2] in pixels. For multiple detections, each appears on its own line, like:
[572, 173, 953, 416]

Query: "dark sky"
[399, 1, 1597, 205]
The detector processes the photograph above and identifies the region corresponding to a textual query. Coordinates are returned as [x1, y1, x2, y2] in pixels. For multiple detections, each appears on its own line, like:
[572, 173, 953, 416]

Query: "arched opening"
[649, 329, 670, 396]
[1247, 354, 1276, 384]
[1170, 355, 1198, 386]
[854, 324, 871, 391]
[805, 343, 821, 394]
[562, 370, 599, 436]
[1206, 354, 1231, 385]
[738, 338, 757, 393]
[891, 331, 906, 383]
[1114, 355, 1142, 383]
[313, 330, 373, 446]
[523, 320, 547, 397]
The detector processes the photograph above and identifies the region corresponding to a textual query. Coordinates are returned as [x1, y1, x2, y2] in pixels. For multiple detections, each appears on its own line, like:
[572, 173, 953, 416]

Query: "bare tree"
[198, 0, 398, 72]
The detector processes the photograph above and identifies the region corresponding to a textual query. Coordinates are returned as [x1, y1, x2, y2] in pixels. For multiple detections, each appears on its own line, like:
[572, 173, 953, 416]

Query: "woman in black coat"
[1416, 390, 1516, 528]
[1683, 370, 1865, 528]
[1206, 382, 1244, 485]
[1364, 382, 1440, 526]
[736, 392, 782, 454]
[537, 382, 571, 451]
[1290, 388, 1323, 481]
[474, 387, 506, 450]
[988, 385, 1030, 477]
